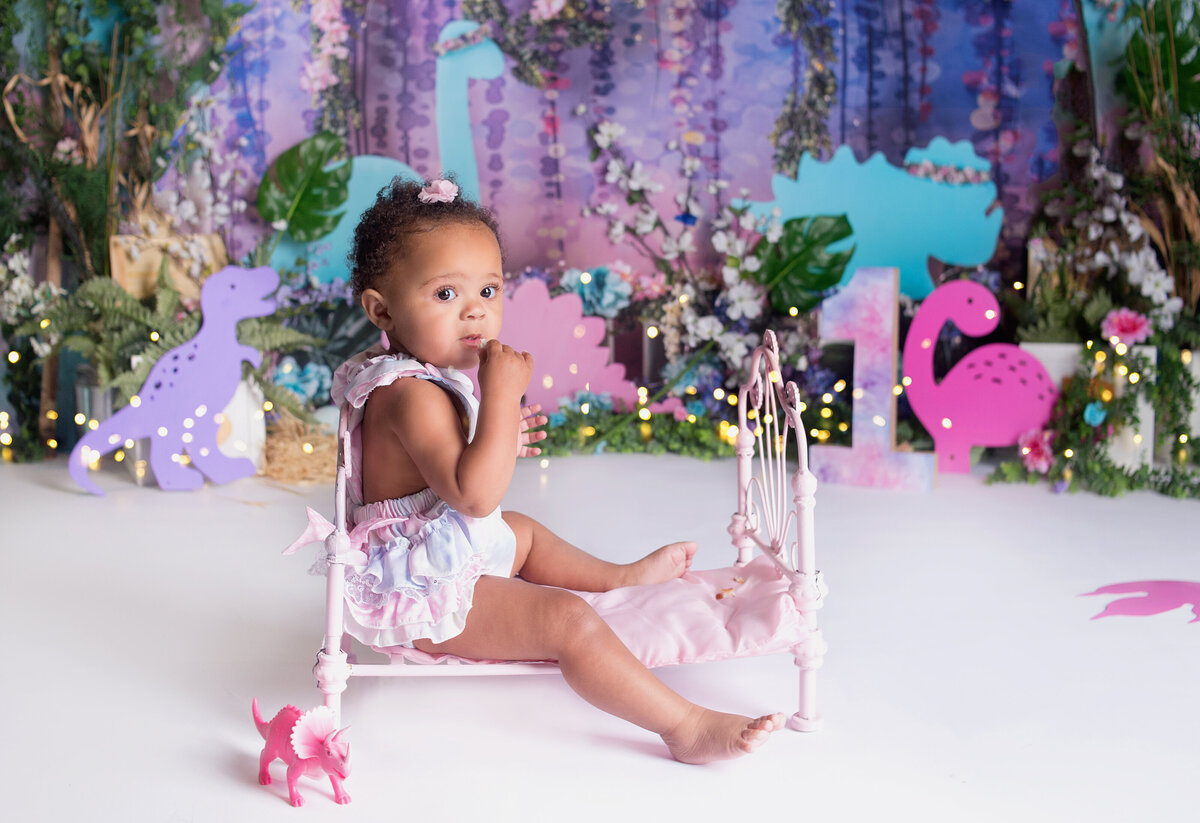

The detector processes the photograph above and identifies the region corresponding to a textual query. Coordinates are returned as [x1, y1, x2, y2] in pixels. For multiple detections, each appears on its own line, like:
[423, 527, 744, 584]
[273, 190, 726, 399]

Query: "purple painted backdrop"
[202, 0, 1076, 278]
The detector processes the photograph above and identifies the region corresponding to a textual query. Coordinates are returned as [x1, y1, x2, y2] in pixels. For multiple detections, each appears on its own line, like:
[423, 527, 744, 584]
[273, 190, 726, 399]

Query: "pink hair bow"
[418, 179, 459, 203]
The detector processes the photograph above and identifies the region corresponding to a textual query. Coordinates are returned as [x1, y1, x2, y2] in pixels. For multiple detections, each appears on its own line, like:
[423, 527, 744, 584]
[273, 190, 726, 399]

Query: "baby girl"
[333, 175, 783, 763]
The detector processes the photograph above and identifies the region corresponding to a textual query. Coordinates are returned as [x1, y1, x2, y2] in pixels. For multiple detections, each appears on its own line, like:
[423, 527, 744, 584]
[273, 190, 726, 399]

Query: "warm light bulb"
[941, 418, 952, 429]
[833, 380, 846, 393]
[579, 271, 592, 285]
[638, 407, 651, 420]
[713, 388, 725, 400]
[1013, 281, 1024, 290]
[74, 413, 86, 425]
[6, 351, 18, 364]
[872, 415, 886, 427]
[1064, 449, 1074, 458]
[302, 442, 314, 454]
[646, 326, 659, 339]
[893, 385, 903, 396]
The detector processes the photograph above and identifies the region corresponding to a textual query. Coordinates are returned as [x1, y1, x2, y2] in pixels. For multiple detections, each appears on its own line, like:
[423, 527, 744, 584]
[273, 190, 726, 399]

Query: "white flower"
[717, 331, 754, 365]
[30, 337, 51, 358]
[711, 230, 729, 254]
[765, 222, 783, 244]
[686, 316, 720, 340]
[681, 155, 701, 177]
[742, 255, 761, 273]
[594, 201, 618, 216]
[1140, 269, 1174, 304]
[608, 221, 626, 244]
[605, 159, 624, 185]
[721, 265, 741, 286]
[1087, 221, 1104, 241]
[1122, 212, 1145, 243]
[271, 219, 289, 231]
[593, 121, 626, 150]
[1123, 246, 1162, 286]
[634, 208, 657, 236]
[626, 161, 660, 193]
[738, 211, 757, 232]
[723, 281, 765, 321]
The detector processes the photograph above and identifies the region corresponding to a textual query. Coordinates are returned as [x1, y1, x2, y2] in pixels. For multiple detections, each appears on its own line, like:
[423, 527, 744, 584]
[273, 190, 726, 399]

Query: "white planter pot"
[1019, 342, 1156, 470]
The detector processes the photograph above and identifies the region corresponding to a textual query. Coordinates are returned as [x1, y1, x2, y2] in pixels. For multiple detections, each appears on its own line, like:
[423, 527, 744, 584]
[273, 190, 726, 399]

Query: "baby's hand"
[477, 339, 534, 401]
[518, 403, 549, 457]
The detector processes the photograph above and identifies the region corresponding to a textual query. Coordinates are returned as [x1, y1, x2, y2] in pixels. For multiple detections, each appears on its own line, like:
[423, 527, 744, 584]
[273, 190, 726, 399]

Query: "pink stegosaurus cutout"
[1083, 581, 1200, 623]
[464, 278, 683, 417]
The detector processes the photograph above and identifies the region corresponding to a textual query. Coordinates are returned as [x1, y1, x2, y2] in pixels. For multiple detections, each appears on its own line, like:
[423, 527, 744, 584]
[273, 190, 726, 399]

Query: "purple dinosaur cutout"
[68, 265, 279, 494]
[1083, 581, 1200, 623]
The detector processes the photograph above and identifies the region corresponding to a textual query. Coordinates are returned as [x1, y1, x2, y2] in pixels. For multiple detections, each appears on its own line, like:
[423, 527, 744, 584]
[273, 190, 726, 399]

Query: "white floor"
[2, 452, 1197, 822]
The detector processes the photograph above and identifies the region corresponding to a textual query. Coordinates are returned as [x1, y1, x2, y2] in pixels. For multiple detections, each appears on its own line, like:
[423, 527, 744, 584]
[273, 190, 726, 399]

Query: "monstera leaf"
[256, 132, 352, 244]
[749, 215, 855, 314]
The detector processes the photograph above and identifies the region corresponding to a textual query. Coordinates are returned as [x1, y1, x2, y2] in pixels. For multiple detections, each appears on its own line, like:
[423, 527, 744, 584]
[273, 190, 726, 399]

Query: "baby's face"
[370, 220, 504, 370]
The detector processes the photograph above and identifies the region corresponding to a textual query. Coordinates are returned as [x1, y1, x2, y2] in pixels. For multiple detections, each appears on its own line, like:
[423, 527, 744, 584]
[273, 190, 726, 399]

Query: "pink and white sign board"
[465, 278, 682, 417]
[809, 268, 936, 490]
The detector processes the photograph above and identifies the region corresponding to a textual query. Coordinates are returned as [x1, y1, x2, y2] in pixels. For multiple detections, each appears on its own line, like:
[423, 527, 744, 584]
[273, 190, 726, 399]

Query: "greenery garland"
[988, 341, 1200, 499]
[460, 0, 611, 89]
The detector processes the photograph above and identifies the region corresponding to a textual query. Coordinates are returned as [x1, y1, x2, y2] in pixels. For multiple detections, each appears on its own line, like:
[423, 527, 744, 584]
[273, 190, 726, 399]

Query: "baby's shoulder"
[365, 374, 460, 418]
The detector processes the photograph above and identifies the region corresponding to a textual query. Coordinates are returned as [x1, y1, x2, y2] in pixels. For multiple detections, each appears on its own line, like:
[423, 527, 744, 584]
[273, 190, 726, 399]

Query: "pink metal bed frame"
[305, 329, 827, 734]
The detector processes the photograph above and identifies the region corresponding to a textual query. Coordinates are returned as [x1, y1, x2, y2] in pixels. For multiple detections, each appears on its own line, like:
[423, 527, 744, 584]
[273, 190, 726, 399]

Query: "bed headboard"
[729, 330, 819, 590]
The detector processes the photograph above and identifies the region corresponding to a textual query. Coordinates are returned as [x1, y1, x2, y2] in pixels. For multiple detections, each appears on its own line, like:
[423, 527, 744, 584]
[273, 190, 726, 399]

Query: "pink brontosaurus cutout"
[1083, 581, 1200, 623]
[252, 699, 352, 806]
[464, 278, 682, 417]
[903, 280, 1057, 473]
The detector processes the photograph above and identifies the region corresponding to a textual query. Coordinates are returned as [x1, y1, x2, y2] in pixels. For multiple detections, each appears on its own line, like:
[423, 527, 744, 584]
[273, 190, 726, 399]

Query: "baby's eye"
[435, 287, 457, 301]
[481, 285, 500, 299]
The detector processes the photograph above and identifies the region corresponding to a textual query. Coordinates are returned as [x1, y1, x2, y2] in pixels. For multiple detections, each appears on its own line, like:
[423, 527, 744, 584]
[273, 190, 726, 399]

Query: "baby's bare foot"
[621, 542, 697, 587]
[662, 707, 786, 765]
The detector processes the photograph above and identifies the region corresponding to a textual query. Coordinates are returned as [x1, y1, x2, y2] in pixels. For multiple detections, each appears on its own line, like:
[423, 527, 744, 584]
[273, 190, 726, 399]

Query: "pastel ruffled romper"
[326, 345, 517, 649]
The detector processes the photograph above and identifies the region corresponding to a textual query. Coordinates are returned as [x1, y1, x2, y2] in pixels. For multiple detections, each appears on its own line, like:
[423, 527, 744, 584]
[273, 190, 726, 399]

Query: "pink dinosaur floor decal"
[1083, 581, 1200, 623]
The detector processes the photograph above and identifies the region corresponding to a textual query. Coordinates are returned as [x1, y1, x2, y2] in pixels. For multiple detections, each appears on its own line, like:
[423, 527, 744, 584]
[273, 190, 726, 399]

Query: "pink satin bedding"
[380, 554, 806, 668]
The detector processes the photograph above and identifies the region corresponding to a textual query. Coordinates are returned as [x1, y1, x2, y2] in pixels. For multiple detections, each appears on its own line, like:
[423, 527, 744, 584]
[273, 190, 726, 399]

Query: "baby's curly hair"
[348, 174, 503, 302]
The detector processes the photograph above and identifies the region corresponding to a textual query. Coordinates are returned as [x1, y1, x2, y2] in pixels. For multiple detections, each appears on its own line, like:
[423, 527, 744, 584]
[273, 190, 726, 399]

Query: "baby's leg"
[503, 511, 696, 592]
[413, 576, 783, 763]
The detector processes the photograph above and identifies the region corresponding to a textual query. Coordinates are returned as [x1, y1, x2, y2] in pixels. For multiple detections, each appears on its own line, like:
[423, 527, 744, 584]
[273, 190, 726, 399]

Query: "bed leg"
[316, 549, 352, 724]
[788, 629, 827, 732]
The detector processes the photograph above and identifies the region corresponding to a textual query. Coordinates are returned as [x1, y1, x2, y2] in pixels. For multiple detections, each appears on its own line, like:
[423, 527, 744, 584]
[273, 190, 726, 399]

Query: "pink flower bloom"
[299, 59, 338, 94]
[418, 179, 459, 203]
[531, 0, 567, 22]
[321, 18, 350, 45]
[310, 0, 343, 30]
[1018, 429, 1055, 475]
[1100, 307, 1151, 345]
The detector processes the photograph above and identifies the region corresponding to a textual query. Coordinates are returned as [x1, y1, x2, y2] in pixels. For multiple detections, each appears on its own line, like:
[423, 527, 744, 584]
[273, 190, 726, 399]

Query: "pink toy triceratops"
[252, 699, 351, 807]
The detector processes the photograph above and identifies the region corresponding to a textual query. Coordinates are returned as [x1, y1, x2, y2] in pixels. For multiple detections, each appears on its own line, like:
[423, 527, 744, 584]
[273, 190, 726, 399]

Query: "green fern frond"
[237, 318, 325, 353]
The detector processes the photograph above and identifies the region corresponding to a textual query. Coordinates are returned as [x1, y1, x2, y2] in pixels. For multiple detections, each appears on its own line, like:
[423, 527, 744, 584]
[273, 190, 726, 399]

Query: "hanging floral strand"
[770, 0, 837, 177]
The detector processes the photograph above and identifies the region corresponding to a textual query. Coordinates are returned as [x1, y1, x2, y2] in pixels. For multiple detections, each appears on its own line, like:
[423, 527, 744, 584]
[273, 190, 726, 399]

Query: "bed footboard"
[730, 330, 828, 731]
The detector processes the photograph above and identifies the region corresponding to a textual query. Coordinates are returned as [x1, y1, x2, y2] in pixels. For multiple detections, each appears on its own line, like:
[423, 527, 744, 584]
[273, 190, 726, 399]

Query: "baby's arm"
[380, 341, 532, 517]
